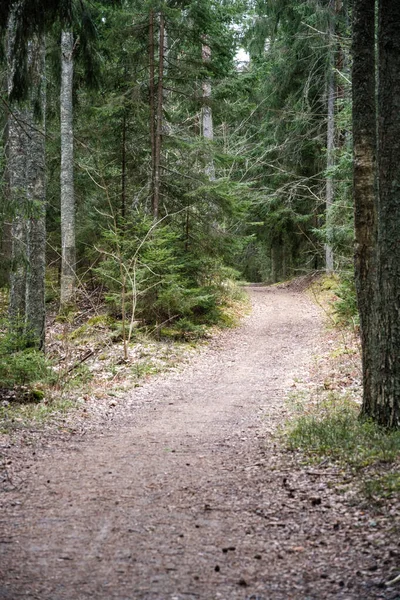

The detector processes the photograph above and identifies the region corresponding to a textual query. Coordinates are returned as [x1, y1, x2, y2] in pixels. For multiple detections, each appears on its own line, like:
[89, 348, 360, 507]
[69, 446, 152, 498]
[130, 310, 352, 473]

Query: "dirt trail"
[0, 287, 398, 600]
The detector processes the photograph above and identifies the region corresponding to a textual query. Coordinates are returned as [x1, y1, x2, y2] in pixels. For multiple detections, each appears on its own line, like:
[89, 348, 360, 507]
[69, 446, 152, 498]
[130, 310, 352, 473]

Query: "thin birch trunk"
[60, 30, 75, 308]
[25, 35, 46, 350]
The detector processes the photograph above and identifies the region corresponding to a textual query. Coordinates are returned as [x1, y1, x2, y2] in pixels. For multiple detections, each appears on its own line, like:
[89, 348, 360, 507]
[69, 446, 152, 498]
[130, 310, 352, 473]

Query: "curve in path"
[0, 287, 337, 599]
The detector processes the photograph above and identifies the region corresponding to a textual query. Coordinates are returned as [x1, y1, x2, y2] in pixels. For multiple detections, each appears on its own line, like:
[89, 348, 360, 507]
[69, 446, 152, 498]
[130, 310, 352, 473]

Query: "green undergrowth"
[309, 272, 359, 328]
[0, 320, 56, 394]
[0, 396, 77, 434]
[285, 395, 400, 501]
[0, 281, 249, 433]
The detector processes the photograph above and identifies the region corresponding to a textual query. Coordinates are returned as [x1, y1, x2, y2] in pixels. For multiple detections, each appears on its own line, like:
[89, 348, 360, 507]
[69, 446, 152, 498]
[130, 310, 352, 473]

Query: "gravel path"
[0, 286, 398, 600]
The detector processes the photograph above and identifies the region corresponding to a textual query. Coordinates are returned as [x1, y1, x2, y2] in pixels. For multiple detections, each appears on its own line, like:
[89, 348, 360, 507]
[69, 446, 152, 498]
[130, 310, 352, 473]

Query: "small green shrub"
[161, 318, 207, 341]
[332, 273, 359, 326]
[0, 323, 55, 390]
[95, 211, 245, 333]
[0, 348, 54, 389]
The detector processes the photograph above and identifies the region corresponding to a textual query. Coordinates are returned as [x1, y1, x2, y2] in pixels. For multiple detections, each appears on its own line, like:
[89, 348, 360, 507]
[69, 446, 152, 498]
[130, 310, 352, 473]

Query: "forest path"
[0, 287, 395, 599]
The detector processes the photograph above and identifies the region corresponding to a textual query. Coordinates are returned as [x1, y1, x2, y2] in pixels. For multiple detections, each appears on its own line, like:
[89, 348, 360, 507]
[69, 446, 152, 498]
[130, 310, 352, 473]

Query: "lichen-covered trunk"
[202, 42, 215, 180]
[352, 0, 378, 421]
[60, 30, 75, 308]
[374, 0, 400, 427]
[25, 35, 46, 350]
[7, 11, 27, 324]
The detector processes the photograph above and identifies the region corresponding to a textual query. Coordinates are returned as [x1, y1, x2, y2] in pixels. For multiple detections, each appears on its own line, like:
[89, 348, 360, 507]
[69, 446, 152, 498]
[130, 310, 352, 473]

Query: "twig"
[66, 349, 94, 374]
[386, 574, 400, 587]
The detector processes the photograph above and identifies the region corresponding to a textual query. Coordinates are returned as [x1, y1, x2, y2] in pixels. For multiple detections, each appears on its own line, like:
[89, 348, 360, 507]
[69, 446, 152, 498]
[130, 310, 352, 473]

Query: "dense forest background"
[0, 0, 352, 318]
[0, 0, 360, 408]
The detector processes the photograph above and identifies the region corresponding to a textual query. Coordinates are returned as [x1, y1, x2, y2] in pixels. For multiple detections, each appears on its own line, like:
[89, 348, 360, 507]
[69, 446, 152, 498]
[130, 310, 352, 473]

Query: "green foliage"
[0, 321, 55, 390]
[332, 272, 359, 326]
[0, 396, 77, 432]
[0, 348, 54, 389]
[64, 363, 93, 388]
[160, 318, 207, 341]
[286, 396, 400, 469]
[95, 209, 242, 331]
[363, 472, 400, 501]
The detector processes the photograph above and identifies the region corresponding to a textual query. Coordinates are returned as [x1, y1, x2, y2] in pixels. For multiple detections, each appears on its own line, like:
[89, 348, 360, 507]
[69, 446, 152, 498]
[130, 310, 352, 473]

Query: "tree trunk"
[202, 41, 215, 180]
[149, 10, 156, 216]
[271, 238, 282, 283]
[7, 11, 27, 325]
[25, 35, 46, 350]
[153, 12, 165, 220]
[374, 0, 400, 427]
[60, 30, 76, 308]
[121, 109, 126, 220]
[352, 0, 378, 421]
[325, 1, 335, 272]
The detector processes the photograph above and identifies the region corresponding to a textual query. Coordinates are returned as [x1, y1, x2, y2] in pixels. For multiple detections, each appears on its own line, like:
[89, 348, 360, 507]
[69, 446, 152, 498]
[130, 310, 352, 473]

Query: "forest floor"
[0, 284, 399, 600]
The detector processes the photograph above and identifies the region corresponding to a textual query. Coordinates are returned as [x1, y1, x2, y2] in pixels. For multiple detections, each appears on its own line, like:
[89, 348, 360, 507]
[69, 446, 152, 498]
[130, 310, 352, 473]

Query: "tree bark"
[60, 30, 76, 308]
[352, 0, 378, 421]
[374, 0, 400, 427]
[25, 34, 46, 350]
[149, 10, 156, 216]
[325, 1, 335, 272]
[202, 41, 215, 180]
[7, 10, 27, 325]
[121, 109, 126, 220]
[153, 12, 165, 220]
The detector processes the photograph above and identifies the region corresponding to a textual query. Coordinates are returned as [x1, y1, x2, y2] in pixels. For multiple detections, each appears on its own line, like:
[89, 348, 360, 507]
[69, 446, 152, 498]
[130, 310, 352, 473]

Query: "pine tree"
[7, 10, 47, 349]
[353, 0, 400, 428]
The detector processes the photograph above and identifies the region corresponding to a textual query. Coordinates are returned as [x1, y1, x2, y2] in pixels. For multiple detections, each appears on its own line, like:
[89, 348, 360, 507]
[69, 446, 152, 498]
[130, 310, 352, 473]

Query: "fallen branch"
[66, 349, 95, 374]
[386, 573, 400, 587]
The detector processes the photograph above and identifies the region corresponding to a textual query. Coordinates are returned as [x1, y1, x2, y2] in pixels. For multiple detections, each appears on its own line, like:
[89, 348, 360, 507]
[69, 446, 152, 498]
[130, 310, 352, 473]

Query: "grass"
[363, 472, 400, 500]
[285, 395, 400, 500]
[0, 396, 77, 433]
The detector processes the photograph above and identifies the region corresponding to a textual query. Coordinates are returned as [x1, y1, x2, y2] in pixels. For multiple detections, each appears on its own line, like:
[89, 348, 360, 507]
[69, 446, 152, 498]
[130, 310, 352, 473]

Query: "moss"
[87, 314, 115, 327]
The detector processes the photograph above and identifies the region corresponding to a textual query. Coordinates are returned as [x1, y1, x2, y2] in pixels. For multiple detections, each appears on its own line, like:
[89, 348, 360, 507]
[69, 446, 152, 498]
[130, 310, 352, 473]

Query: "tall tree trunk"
[325, 1, 335, 272]
[60, 30, 75, 308]
[7, 11, 27, 325]
[121, 108, 126, 220]
[162, 25, 171, 136]
[149, 10, 156, 216]
[374, 0, 400, 427]
[153, 12, 165, 220]
[202, 41, 215, 180]
[352, 0, 378, 420]
[25, 35, 46, 349]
